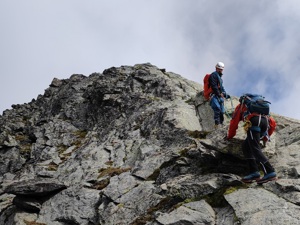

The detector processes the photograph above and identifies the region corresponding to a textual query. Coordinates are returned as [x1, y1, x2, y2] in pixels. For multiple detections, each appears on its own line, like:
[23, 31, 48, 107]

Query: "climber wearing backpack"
[205, 62, 229, 128]
[225, 94, 277, 184]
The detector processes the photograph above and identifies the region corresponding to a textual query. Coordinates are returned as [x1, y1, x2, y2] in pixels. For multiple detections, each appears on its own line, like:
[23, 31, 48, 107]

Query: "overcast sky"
[1, 0, 300, 120]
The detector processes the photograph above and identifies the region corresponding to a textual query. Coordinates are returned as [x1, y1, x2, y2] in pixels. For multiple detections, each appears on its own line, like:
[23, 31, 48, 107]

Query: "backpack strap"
[248, 114, 270, 141]
[249, 114, 262, 132]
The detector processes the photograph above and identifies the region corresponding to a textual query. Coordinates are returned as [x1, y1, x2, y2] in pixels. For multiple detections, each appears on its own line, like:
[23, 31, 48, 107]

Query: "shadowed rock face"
[0, 63, 299, 225]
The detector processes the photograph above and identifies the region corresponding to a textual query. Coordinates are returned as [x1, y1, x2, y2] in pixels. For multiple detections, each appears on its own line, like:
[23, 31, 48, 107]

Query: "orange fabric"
[203, 73, 221, 100]
[203, 74, 213, 100]
[267, 116, 276, 136]
[227, 104, 247, 139]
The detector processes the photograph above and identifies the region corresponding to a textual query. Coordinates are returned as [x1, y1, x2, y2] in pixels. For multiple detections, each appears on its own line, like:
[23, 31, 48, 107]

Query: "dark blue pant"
[242, 116, 274, 174]
[210, 96, 225, 125]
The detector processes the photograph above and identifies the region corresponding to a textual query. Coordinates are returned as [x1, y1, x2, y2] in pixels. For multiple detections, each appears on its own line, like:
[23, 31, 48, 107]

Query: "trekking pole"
[229, 96, 234, 112]
[224, 96, 233, 118]
[224, 102, 231, 118]
[218, 96, 230, 118]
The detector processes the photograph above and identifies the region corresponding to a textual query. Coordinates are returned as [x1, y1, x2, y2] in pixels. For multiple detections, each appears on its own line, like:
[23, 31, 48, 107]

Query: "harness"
[243, 113, 270, 141]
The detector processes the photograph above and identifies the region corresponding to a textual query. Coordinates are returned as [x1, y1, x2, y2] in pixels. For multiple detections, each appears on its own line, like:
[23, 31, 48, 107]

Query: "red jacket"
[227, 103, 276, 139]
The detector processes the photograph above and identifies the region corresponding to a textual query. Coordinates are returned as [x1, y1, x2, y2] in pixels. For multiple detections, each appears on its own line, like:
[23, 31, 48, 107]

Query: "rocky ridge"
[0, 63, 300, 225]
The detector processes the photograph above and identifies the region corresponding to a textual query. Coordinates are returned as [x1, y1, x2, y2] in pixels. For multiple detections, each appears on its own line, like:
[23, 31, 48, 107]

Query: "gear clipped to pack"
[243, 119, 252, 132]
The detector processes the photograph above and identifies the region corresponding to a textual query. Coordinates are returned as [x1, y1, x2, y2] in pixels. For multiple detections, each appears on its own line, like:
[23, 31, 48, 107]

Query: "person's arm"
[227, 104, 245, 139]
[220, 77, 226, 95]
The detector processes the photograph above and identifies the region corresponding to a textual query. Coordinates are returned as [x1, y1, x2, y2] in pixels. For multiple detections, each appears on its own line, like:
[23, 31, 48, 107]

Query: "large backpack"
[239, 93, 271, 115]
[203, 74, 212, 100]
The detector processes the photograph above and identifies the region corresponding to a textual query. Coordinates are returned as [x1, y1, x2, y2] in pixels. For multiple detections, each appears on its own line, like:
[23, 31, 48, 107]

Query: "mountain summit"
[1, 63, 300, 224]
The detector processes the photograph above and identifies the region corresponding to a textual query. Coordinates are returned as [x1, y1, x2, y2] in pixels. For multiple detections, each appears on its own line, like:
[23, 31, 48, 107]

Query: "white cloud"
[1, 0, 300, 120]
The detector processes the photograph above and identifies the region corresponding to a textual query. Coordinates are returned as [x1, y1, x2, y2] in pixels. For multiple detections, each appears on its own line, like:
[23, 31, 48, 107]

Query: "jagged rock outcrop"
[0, 63, 299, 225]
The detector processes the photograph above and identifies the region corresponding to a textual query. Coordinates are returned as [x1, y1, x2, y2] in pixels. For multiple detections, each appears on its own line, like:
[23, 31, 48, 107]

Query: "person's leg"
[242, 139, 259, 172]
[248, 117, 275, 172]
[210, 96, 221, 125]
[248, 116, 277, 183]
[241, 138, 260, 182]
[220, 112, 224, 125]
[246, 130, 269, 165]
[219, 99, 225, 125]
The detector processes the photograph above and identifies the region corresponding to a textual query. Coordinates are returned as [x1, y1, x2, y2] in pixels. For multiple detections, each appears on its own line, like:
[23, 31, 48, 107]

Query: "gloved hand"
[223, 92, 231, 99]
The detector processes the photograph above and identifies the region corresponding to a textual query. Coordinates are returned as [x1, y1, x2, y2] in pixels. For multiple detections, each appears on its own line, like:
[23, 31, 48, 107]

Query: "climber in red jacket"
[225, 94, 277, 184]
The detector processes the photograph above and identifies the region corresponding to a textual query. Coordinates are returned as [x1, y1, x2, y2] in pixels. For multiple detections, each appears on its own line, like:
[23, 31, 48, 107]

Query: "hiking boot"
[241, 171, 260, 183]
[257, 172, 277, 184]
